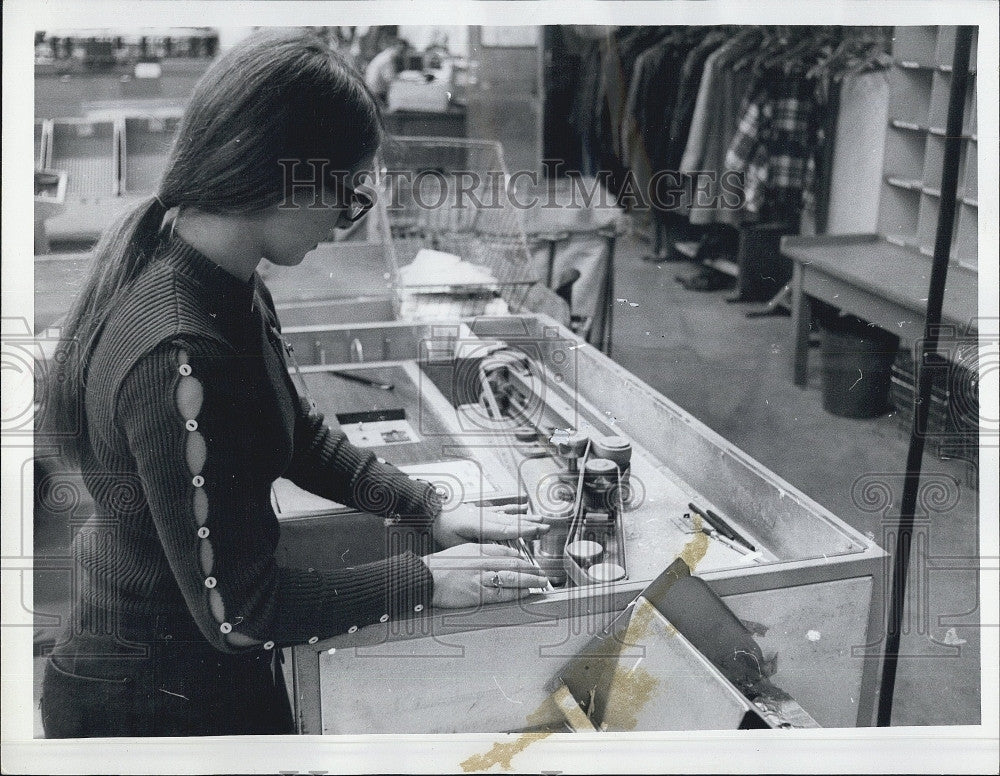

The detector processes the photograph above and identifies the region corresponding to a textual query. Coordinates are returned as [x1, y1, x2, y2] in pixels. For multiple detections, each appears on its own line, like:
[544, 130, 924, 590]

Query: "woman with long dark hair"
[39, 28, 549, 737]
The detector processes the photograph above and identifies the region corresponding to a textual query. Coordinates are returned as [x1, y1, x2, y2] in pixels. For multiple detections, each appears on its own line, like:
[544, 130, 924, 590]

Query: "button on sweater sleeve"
[115, 337, 434, 652]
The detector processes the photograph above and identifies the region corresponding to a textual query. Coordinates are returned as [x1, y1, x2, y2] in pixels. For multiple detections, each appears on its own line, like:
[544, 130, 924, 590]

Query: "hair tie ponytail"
[153, 194, 182, 242]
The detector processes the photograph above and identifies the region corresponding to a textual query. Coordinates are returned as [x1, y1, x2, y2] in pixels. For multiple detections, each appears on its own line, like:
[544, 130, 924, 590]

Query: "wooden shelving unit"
[782, 25, 978, 422]
[877, 25, 978, 270]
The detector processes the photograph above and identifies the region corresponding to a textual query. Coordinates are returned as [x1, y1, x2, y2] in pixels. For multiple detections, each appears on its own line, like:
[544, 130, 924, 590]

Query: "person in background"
[356, 25, 397, 67]
[365, 35, 409, 104]
[38, 28, 549, 738]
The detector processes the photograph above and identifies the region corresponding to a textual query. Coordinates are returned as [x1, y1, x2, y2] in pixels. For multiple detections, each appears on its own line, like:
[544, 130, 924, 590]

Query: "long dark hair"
[42, 28, 384, 462]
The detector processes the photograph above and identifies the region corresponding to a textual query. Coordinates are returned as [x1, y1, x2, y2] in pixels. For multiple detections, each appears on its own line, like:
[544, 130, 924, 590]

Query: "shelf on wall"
[883, 125, 928, 181]
[883, 233, 973, 272]
[877, 182, 921, 239]
[964, 82, 977, 137]
[927, 70, 977, 132]
[895, 60, 978, 75]
[916, 191, 942, 252]
[936, 24, 979, 72]
[878, 26, 977, 275]
[889, 119, 926, 132]
[918, 187, 975, 203]
[885, 176, 923, 191]
[922, 132, 970, 192]
[953, 200, 978, 270]
[892, 25, 938, 69]
[937, 64, 979, 75]
[926, 127, 976, 139]
[887, 66, 933, 127]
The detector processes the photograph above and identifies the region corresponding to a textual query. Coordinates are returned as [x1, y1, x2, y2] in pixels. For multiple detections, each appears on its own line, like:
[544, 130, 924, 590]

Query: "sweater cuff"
[385, 472, 443, 528]
[350, 458, 443, 528]
[385, 550, 435, 620]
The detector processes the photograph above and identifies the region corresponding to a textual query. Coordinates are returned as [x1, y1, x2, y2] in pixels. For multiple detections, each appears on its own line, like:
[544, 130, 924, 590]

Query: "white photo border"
[3, 1, 998, 773]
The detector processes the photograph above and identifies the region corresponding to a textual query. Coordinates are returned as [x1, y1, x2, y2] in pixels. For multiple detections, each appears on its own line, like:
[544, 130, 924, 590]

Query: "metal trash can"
[820, 315, 899, 419]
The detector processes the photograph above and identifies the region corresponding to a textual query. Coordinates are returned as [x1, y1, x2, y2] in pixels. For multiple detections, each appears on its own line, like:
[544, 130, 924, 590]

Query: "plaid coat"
[725, 71, 816, 217]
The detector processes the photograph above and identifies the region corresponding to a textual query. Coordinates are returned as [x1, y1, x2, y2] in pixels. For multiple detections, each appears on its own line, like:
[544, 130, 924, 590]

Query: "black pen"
[329, 370, 395, 391]
[683, 513, 752, 555]
[688, 502, 756, 552]
[707, 508, 756, 552]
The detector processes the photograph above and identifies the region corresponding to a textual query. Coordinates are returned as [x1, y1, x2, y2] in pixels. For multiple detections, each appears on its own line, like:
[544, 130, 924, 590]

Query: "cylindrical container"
[536, 504, 575, 558]
[819, 317, 899, 419]
[553, 432, 589, 473]
[536, 503, 575, 586]
[587, 562, 626, 582]
[591, 436, 632, 493]
[583, 458, 617, 513]
[567, 539, 604, 568]
[535, 554, 567, 587]
[591, 436, 632, 472]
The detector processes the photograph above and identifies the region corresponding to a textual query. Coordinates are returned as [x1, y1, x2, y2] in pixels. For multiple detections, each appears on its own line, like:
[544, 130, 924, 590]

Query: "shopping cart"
[371, 136, 566, 323]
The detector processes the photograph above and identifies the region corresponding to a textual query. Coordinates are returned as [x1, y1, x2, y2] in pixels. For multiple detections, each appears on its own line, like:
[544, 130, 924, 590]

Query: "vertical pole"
[599, 227, 617, 356]
[876, 25, 973, 727]
[814, 78, 841, 236]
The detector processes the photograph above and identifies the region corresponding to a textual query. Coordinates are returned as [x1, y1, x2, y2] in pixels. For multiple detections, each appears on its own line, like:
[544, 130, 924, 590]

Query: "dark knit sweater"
[74, 236, 438, 653]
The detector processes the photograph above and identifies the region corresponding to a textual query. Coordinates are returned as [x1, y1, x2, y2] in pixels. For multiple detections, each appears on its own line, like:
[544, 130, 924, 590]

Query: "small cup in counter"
[566, 539, 604, 568]
[537, 503, 576, 559]
[587, 561, 626, 582]
[582, 458, 618, 513]
[591, 435, 632, 488]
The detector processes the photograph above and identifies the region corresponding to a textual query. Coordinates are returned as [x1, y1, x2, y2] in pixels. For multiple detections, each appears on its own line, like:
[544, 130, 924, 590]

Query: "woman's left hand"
[432, 503, 550, 549]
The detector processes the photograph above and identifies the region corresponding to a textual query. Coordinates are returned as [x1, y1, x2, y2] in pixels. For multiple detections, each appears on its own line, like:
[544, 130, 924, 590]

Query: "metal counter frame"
[277, 314, 887, 733]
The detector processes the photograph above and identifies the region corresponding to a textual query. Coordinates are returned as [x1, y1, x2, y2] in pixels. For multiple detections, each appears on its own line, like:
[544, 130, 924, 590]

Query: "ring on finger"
[491, 571, 502, 589]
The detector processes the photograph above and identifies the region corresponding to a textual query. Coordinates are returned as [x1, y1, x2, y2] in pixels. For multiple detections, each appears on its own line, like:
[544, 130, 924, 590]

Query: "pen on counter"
[711, 530, 755, 556]
[329, 370, 395, 391]
[683, 511, 737, 547]
[683, 512, 761, 561]
[688, 502, 756, 552]
[706, 508, 756, 552]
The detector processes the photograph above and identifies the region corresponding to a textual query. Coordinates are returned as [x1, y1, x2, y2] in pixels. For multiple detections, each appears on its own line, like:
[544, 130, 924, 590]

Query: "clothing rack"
[551, 26, 892, 293]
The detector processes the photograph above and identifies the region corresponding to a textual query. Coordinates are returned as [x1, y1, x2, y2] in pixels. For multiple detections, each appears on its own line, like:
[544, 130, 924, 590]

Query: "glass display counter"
[273, 314, 886, 733]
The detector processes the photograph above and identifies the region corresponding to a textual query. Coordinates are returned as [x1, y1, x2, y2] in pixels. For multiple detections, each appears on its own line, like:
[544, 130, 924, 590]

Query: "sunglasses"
[329, 168, 384, 224]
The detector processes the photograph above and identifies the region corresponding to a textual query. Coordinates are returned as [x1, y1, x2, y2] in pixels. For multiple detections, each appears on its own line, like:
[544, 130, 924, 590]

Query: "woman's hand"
[432, 502, 550, 549]
[422, 543, 550, 608]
